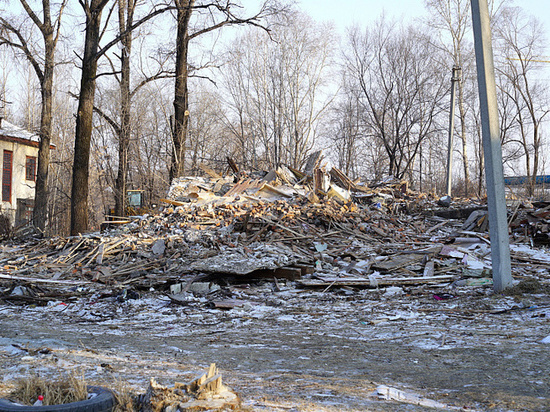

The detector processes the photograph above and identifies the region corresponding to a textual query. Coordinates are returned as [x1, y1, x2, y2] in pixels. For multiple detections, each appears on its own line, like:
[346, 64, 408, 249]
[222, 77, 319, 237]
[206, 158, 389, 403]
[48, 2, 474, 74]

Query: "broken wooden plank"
[160, 198, 187, 206]
[303, 150, 323, 175]
[226, 157, 239, 174]
[224, 179, 251, 197]
[212, 299, 248, 309]
[0, 274, 93, 285]
[256, 183, 294, 198]
[298, 275, 455, 288]
[329, 167, 357, 191]
[276, 165, 298, 185]
[200, 163, 222, 178]
[423, 260, 435, 277]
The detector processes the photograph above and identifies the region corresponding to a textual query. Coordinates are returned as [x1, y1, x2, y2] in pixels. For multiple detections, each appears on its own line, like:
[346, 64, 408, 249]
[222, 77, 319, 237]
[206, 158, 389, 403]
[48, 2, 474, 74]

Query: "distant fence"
[504, 175, 550, 186]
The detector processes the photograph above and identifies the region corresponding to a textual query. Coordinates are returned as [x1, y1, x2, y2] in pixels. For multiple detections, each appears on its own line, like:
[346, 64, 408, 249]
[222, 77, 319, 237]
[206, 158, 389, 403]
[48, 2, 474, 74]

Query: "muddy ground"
[1, 273, 549, 411]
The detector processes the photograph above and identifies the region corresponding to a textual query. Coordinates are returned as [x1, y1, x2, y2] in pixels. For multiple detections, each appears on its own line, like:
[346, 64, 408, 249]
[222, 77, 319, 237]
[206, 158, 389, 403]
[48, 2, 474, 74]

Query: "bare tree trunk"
[457, 80, 471, 197]
[0, 1, 67, 233]
[115, 0, 134, 217]
[530, 124, 539, 195]
[170, 0, 194, 181]
[71, 0, 107, 235]
[34, 39, 54, 232]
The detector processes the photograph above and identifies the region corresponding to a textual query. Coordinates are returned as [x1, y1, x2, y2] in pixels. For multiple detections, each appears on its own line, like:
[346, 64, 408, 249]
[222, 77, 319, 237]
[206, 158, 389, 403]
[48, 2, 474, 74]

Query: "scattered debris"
[1, 156, 550, 411]
[375, 385, 459, 409]
[1, 159, 550, 309]
[437, 195, 452, 208]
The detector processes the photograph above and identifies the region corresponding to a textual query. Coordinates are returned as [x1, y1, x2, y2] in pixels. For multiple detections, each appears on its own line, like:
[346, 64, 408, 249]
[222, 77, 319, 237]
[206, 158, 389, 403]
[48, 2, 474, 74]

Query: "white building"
[0, 117, 41, 227]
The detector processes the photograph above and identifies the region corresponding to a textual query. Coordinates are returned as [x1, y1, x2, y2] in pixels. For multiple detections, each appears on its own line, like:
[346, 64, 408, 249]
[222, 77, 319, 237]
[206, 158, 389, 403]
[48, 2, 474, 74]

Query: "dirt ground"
[1, 274, 550, 411]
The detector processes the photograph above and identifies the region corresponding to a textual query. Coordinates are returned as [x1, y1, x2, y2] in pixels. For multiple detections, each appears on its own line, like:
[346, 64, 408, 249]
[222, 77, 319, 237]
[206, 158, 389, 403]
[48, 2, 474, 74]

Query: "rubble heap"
[1, 154, 550, 307]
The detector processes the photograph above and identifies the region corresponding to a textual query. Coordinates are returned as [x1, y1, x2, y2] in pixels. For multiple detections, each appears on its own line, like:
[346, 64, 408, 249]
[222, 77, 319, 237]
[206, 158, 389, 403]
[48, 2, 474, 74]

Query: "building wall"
[0, 139, 39, 225]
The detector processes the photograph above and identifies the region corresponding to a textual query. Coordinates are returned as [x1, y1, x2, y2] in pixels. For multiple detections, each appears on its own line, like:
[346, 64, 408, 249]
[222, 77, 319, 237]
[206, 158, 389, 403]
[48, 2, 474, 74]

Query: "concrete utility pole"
[445, 66, 461, 197]
[471, 0, 513, 292]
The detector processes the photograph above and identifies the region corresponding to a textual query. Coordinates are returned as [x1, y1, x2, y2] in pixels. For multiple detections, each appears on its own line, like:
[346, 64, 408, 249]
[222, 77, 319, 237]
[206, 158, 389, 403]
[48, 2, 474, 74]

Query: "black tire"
[0, 386, 115, 412]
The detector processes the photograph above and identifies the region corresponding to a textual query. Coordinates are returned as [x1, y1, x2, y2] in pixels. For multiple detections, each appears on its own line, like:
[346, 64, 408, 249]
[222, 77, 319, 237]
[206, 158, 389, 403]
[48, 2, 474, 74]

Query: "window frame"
[2, 150, 13, 203]
[26, 156, 37, 182]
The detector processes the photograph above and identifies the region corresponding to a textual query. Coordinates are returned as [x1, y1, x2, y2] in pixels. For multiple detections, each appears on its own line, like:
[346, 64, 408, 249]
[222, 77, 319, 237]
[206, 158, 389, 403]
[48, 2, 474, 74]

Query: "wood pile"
[1, 155, 549, 305]
[508, 201, 550, 245]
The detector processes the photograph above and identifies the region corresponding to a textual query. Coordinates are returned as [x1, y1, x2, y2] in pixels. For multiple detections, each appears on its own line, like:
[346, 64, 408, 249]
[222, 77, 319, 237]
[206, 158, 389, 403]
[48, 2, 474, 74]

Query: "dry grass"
[9, 374, 139, 411]
[10, 374, 88, 406]
[110, 382, 137, 412]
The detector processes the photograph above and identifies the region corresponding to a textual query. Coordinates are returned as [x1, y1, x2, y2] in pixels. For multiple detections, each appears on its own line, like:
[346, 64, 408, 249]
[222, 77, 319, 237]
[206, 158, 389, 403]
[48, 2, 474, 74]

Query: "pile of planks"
[1, 156, 549, 305]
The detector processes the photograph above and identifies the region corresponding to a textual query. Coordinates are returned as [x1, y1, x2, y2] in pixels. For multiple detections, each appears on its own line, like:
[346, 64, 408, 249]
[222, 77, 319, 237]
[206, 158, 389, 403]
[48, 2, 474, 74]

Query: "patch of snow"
[0, 345, 25, 355]
[510, 244, 550, 263]
[383, 286, 403, 296]
[276, 315, 295, 322]
[0, 120, 40, 142]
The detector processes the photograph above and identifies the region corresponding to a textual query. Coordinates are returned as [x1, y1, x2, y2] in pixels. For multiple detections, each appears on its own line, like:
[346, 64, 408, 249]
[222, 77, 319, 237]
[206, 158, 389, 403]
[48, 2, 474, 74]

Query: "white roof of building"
[0, 120, 41, 144]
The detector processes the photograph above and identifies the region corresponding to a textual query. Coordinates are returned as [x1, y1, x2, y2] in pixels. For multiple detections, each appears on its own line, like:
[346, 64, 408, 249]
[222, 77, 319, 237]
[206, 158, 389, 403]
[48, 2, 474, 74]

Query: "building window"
[2, 150, 12, 203]
[26, 156, 37, 181]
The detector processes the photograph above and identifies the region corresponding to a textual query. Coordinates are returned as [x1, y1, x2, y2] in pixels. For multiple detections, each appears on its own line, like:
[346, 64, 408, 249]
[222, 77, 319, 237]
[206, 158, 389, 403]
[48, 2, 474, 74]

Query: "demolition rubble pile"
[1, 153, 550, 306]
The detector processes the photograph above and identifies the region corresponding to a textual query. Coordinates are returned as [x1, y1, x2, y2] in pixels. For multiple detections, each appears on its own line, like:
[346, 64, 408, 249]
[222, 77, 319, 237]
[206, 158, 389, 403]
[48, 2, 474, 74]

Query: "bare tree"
[425, 0, 476, 196]
[220, 43, 258, 170]
[71, 0, 171, 235]
[221, 12, 335, 170]
[186, 87, 227, 173]
[113, 0, 135, 217]
[130, 80, 172, 205]
[328, 73, 364, 178]
[91, 0, 173, 217]
[169, 0, 285, 180]
[71, 0, 111, 235]
[48, 72, 78, 236]
[344, 20, 447, 182]
[17, 63, 41, 130]
[0, 53, 11, 111]
[494, 6, 550, 196]
[0, 0, 67, 232]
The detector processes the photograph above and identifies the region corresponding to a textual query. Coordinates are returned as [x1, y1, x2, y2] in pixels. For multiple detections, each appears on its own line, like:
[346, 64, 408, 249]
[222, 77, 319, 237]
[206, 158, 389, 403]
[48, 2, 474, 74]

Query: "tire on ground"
[0, 386, 115, 412]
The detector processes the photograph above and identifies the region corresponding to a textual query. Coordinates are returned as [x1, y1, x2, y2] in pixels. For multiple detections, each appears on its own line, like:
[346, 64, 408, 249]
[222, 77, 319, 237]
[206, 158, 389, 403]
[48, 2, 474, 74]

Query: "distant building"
[0, 117, 44, 227]
[504, 175, 550, 186]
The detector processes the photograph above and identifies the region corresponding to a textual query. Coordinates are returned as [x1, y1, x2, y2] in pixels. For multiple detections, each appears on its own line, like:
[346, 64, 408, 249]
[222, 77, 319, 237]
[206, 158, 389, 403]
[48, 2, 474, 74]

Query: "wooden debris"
[0, 274, 92, 285]
[141, 364, 240, 412]
[303, 150, 323, 175]
[372, 255, 423, 271]
[423, 260, 435, 277]
[226, 157, 239, 174]
[298, 275, 455, 288]
[329, 167, 357, 191]
[1, 158, 549, 304]
[276, 164, 298, 185]
[160, 198, 187, 207]
[212, 299, 248, 309]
